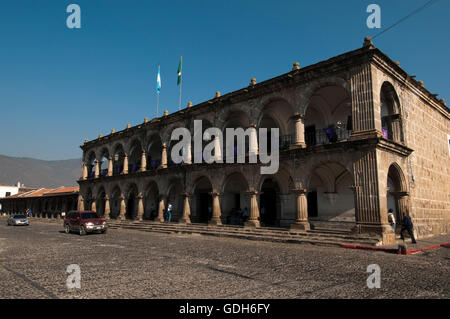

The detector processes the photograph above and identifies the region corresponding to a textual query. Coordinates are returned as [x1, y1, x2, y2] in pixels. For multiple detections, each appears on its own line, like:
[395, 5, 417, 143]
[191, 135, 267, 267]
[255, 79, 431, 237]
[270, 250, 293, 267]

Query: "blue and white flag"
[156, 64, 161, 94]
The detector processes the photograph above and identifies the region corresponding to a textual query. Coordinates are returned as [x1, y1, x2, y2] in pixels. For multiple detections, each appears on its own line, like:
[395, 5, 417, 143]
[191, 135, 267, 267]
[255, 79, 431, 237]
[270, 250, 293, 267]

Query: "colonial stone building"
[77, 38, 450, 243]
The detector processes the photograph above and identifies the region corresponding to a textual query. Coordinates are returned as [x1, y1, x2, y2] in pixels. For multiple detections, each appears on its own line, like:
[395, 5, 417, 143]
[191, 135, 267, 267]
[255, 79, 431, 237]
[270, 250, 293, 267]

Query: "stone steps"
[106, 220, 381, 247]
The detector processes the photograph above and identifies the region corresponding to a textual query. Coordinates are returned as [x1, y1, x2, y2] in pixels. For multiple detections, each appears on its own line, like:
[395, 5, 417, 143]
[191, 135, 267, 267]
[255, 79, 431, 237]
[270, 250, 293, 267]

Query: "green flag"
[177, 56, 182, 85]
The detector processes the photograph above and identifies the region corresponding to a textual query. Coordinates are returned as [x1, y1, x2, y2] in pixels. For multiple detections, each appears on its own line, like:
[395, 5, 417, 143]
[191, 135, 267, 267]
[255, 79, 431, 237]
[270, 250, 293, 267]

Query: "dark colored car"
[63, 211, 107, 235]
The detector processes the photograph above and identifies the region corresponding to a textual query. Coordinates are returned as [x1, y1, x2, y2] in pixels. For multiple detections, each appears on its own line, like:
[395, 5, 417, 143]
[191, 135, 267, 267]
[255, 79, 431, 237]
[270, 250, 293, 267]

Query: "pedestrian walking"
[388, 208, 396, 233]
[400, 214, 417, 244]
[166, 203, 173, 222]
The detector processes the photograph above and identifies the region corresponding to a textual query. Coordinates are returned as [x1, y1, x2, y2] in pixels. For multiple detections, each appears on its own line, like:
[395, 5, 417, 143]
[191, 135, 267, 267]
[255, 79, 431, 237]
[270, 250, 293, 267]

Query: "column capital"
[245, 190, 259, 196]
[291, 113, 305, 121]
[290, 188, 307, 195]
[181, 192, 192, 197]
[209, 191, 222, 197]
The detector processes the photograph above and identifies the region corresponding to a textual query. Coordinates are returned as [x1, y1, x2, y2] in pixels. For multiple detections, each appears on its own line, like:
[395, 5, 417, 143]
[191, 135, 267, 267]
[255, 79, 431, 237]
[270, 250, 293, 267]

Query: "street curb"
[403, 242, 450, 255]
[341, 242, 450, 255]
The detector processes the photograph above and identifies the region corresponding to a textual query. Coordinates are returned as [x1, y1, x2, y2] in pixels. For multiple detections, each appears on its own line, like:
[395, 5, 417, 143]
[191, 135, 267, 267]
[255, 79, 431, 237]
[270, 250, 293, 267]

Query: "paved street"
[0, 217, 448, 299]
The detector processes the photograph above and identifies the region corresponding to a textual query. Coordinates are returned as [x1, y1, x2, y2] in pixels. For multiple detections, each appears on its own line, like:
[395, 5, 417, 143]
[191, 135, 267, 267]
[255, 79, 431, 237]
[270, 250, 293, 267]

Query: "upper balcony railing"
[306, 126, 351, 147]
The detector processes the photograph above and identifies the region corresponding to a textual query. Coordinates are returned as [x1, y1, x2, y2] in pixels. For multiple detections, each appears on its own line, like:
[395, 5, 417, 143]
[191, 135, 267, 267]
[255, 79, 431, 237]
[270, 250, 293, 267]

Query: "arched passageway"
[193, 177, 213, 223]
[96, 188, 106, 217]
[304, 86, 352, 146]
[113, 144, 125, 175]
[125, 184, 139, 219]
[110, 186, 122, 219]
[222, 173, 249, 225]
[260, 178, 281, 226]
[307, 162, 355, 222]
[387, 163, 409, 227]
[144, 182, 159, 220]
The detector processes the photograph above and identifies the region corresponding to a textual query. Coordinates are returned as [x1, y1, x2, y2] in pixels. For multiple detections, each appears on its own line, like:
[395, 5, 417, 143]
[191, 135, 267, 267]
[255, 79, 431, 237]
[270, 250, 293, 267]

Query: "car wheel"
[101, 229, 107, 234]
[65, 225, 70, 234]
[79, 225, 86, 236]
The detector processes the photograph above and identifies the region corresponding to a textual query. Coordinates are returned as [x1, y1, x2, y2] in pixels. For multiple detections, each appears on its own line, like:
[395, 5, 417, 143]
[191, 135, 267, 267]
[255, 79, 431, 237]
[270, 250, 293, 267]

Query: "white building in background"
[0, 182, 36, 211]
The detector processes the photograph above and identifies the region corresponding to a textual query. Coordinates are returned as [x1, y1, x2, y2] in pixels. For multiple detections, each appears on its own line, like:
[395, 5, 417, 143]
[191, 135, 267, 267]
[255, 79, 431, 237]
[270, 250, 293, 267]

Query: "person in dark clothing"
[400, 214, 417, 244]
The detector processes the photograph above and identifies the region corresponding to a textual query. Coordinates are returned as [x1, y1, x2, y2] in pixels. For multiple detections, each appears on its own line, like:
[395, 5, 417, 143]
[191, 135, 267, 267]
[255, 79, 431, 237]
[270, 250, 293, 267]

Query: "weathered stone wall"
[372, 63, 450, 238]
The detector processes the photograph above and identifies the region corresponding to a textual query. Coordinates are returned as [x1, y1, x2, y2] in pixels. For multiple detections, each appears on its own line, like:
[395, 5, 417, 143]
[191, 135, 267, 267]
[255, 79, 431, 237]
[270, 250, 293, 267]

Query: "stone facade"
[77, 38, 450, 243]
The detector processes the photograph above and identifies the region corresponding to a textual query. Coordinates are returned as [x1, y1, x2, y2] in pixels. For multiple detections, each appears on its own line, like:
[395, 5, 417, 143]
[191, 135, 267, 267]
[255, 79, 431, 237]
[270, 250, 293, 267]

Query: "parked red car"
[64, 211, 107, 235]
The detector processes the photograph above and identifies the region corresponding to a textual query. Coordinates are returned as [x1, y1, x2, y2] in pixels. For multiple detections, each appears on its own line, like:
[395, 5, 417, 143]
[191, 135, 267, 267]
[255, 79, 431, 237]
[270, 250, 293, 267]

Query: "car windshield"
[13, 215, 26, 219]
[81, 213, 99, 220]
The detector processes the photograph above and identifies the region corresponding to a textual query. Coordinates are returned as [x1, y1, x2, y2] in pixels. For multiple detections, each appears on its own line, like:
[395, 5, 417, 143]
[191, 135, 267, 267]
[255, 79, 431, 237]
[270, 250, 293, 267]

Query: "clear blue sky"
[0, 0, 449, 160]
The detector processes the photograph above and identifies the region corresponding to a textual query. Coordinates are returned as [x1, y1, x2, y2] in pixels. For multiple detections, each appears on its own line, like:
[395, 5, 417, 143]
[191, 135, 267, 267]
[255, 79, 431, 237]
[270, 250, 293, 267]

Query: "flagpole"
[156, 63, 160, 117]
[156, 93, 159, 118]
[179, 55, 182, 111]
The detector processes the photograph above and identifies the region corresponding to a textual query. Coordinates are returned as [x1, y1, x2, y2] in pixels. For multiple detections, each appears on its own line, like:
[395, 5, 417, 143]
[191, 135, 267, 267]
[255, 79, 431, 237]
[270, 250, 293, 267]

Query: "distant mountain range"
[0, 155, 81, 188]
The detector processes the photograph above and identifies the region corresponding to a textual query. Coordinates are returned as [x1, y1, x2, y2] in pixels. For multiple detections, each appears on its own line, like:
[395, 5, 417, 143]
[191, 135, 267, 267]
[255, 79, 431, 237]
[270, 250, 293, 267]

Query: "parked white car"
[7, 214, 30, 226]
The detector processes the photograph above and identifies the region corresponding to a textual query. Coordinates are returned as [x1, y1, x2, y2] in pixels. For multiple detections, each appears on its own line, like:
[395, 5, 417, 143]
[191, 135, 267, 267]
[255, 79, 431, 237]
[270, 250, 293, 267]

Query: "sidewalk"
[341, 233, 450, 255]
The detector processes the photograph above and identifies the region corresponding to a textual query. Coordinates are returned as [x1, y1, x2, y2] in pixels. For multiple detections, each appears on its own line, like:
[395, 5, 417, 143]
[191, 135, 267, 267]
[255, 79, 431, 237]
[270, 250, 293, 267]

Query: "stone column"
[107, 157, 113, 176]
[122, 155, 129, 174]
[118, 195, 126, 220]
[77, 195, 84, 211]
[290, 188, 310, 231]
[213, 135, 223, 162]
[352, 150, 393, 241]
[248, 124, 258, 162]
[185, 142, 192, 164]
[104, 195, 110, 219]
[349, 63, 380, 139]
[292, 114, 306, 148]
[391, 117, 402, 143]
[82, 162, 88, 180]
[136, 194, 144, 220]
[245, 191, 260, 227]
[160, 144, 168, 168]
[178, 193, 191, 224]
[156, 195, 166, 222]
[140, 151, 147, 172]
[94, 160, 100, 178]
[208, 192, 222, 226]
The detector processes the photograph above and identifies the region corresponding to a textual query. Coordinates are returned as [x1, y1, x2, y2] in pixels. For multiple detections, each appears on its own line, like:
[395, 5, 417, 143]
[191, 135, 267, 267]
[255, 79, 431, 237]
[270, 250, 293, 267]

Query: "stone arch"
[85, 187, 94, 211]
[128, 139, 143, 173]
[96, 186, 107, 217]
[109, 185, 122, 219]
[166, 177, 184, 221]
[86, 151, 97, 178]
[147, 133, 163, 169]
[303, 83, 352, 147]
[124, 183, 139, 219]
[192, 175, 214, 223]
[98, 147, 110, 177]
[257, 97, 295, 137]
[221, 172, 249, 224]
[301, 77, 351, 115]
[143, 180, 159, 220]
[306, 161, 355, 222]
[112, 143, 126, 175]
[380, 81, 404, 143]
[387, 162, 409, 225]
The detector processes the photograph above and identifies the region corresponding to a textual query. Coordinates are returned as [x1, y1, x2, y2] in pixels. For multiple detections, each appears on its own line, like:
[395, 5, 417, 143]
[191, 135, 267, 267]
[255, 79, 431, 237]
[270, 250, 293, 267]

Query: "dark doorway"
[127, 193, 136, 219]
[234, 194, 240, 210]
[260, 179, 279, 226]
[198, 193, 212, 223]
[307, 191, 318, 217]
[305, 125, 316, 146]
